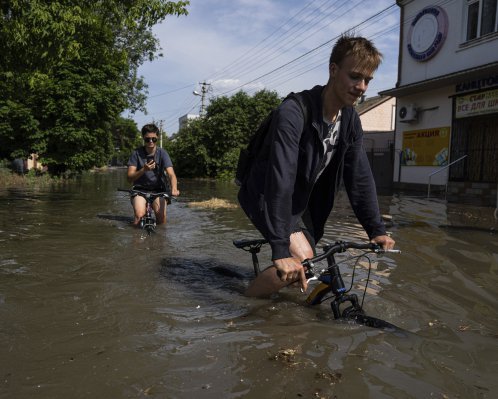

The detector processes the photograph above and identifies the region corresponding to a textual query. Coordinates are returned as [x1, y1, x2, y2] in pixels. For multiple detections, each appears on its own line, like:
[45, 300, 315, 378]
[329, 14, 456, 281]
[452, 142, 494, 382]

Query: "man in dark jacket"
[238, 34, 395, 297]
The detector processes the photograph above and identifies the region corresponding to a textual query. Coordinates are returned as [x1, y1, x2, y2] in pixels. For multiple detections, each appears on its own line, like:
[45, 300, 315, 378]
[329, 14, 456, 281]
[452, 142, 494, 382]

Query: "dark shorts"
[130, 186, 171, 205]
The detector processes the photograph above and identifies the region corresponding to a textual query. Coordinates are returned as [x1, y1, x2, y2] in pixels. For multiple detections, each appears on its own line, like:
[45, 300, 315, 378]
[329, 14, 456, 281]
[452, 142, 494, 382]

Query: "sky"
[126, 0, 401, 135]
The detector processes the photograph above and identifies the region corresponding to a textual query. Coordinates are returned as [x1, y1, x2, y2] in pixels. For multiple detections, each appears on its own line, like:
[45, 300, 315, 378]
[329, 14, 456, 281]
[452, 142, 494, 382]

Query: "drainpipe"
[495, 183, 497, 220]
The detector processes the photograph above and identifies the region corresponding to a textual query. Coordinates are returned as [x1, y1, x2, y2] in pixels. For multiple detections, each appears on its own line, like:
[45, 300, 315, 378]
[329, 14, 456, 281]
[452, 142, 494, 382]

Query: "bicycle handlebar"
[274, 241, 400, 280]
[117, 188, 171, 202]
[303, 241, 400, 268]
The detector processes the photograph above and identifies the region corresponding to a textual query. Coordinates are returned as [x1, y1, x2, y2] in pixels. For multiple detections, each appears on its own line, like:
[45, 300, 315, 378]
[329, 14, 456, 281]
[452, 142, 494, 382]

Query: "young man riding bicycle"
[127, 124, 180, 226]
[238, 34, 395, 297]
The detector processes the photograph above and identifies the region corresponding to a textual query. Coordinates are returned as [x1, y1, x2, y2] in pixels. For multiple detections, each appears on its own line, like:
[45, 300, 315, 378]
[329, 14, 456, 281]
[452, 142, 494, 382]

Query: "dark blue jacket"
[238, 85, 386, 260]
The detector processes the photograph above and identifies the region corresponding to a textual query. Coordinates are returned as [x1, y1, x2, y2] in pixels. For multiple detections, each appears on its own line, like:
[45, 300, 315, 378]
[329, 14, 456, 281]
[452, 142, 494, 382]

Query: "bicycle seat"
[232, 238, 268, 249]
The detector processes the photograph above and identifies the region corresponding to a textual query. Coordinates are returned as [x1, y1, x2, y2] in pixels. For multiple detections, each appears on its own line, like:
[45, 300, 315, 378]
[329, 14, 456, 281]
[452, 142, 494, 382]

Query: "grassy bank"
[0, 167, 57, 189]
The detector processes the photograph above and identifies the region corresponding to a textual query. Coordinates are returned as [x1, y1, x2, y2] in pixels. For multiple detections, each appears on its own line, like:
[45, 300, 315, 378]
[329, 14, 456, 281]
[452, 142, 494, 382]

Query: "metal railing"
[427, 155, 468, 198]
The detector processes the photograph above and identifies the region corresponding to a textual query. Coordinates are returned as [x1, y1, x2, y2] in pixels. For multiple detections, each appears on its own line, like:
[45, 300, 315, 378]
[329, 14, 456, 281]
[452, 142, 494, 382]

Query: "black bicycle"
[118, 187, 171, 236]
[233, 238, 403, 332]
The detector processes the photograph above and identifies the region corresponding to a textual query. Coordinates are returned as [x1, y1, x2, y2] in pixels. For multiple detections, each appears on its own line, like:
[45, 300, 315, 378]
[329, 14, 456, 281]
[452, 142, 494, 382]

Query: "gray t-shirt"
[127, 147, 173, 190]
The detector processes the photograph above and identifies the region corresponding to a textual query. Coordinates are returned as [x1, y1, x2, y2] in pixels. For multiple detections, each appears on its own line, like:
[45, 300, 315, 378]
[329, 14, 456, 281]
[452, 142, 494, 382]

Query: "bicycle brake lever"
[307, 276, 318, 284]
[300, 276, 318, 293]
[375, 248, 401, 254]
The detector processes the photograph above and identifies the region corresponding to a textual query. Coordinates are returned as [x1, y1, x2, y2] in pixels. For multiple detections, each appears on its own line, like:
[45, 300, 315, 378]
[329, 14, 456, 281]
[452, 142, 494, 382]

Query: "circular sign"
[407, 6, 448, 62]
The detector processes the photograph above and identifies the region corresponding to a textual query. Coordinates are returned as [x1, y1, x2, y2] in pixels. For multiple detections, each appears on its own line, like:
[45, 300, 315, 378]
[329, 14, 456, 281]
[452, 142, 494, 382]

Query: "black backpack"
[234, 92, 310, 186]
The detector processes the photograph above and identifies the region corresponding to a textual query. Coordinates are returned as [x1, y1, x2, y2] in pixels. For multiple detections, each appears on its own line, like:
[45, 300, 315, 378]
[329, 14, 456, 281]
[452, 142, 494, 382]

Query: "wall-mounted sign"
[456, 88, 498, 118]
[407, 6, 448, 62]
[455, 75, 498, 93]
[402, 126, 450, 166]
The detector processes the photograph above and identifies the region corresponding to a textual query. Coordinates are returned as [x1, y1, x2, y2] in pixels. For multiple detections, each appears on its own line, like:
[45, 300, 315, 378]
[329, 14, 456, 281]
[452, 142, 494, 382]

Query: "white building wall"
[394, 87, 453, 185]
[179, 113, 200, 130]
[390, 0, 498, 188]
[400, 0, 498, 86]
[360, 97, 396, 131]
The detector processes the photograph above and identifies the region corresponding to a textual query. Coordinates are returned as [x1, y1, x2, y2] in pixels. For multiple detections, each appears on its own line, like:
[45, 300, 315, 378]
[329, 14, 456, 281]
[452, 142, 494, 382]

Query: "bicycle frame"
[233, 238, 402, 332]
[303, 241, 385, 319]
[141, 196, 156, 235]
[118, 188, 170, 236]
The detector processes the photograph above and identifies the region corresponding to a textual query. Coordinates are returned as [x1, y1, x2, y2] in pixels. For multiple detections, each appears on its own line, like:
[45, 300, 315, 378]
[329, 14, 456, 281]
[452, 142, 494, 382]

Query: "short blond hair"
[329, 34, 382, 72]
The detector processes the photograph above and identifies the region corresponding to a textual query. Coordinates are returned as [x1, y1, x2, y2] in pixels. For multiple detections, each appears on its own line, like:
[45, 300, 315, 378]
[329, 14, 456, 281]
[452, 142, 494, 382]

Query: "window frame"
[465, 0, 498, 41]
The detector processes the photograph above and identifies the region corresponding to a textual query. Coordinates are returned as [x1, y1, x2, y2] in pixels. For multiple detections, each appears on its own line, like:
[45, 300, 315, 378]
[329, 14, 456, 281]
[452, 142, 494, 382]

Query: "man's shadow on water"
[97, 214, 134, 224]
[159, 256, 252, 297]
[159, 256, 414, 338]
[159, 257, 262, 320]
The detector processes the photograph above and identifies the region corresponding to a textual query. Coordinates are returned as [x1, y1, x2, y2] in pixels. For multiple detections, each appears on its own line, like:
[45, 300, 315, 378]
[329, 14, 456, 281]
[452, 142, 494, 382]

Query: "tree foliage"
[168, 89, 282, 179]
[111, 117, 141, 166]
[0, 0, 189, 175]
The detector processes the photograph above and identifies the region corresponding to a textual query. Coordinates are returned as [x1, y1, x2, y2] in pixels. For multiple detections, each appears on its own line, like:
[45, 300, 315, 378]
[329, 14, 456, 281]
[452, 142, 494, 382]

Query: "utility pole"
[159, 120, 164, 148]
[193, 81, 211, 116]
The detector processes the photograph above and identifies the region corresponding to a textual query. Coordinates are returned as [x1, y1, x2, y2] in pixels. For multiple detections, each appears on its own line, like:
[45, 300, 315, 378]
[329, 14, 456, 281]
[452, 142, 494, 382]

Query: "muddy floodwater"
[0, 168, 497, 399]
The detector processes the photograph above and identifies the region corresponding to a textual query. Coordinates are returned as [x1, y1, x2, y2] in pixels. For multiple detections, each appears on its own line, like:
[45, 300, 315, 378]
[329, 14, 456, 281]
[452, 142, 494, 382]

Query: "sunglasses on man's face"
[144, 137, 158, 143]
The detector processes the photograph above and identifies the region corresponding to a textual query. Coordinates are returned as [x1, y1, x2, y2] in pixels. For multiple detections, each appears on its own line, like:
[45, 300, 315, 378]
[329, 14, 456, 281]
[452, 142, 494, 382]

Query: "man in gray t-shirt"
[127, 124, 180, 225]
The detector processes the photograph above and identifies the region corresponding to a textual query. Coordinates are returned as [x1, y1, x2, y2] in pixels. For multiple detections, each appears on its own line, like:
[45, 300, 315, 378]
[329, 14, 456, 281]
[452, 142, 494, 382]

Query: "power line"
[143, 0, 425, 132]
[218, 3, 397, 96]
[148, 83, 197, 98]
[205, 0, 329, 83]
[209, 0, 348, 85]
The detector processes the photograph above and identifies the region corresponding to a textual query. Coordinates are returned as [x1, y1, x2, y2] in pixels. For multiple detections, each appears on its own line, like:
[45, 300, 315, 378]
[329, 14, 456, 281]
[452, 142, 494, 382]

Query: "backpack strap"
[284, 91, 312, 131]
[234, 91, 312, 187]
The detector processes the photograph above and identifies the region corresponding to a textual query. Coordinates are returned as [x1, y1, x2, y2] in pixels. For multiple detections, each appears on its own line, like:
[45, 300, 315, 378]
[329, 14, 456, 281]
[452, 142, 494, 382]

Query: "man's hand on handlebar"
[274, 257, 308, 293]
[371, 234, 395, 250]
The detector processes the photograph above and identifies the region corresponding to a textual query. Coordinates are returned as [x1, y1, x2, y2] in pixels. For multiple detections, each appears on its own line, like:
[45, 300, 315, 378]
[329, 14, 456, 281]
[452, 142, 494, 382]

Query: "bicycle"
[233, 238, 403, 332]
[118, 187, 171, 236]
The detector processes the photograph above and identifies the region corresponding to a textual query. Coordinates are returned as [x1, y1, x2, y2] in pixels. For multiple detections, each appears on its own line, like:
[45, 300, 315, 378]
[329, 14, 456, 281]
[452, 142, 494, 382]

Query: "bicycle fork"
[140, 201, 156, 234]
[326, 253, 363, 319]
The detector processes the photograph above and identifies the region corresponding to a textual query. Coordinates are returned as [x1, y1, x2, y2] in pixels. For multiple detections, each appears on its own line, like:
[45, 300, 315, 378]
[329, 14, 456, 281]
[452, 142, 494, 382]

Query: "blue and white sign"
[407, 6, 448, 62]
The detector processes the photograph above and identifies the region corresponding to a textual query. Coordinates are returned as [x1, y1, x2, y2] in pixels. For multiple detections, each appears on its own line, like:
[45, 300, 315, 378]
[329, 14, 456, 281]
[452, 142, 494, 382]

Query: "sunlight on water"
[0, 169, 496, 398]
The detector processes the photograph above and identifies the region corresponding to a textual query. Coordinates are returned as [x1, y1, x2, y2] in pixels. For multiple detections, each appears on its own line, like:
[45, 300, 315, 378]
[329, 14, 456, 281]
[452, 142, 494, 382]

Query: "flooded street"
[1, 168, 497, 399]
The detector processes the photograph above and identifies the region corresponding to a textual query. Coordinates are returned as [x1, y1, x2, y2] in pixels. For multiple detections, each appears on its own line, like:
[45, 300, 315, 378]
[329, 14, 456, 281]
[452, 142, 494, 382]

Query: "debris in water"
[188, 197, 238, 209]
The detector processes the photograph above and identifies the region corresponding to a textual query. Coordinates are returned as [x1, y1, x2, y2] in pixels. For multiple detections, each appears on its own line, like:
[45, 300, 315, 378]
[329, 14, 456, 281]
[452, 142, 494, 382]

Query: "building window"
[466, 0, 498, 40]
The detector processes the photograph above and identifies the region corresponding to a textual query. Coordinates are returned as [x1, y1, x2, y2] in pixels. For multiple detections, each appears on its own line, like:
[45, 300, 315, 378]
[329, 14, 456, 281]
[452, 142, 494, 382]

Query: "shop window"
[466, 0, 498, 40]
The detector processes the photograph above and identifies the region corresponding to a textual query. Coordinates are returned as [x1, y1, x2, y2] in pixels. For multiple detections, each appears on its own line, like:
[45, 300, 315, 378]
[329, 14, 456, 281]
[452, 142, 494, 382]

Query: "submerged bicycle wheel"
[342, 310, 408, 337]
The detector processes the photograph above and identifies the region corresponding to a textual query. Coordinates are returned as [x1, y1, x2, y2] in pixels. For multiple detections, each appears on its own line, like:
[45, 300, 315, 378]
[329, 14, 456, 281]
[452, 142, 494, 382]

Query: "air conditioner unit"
[398, 104, 418, 123]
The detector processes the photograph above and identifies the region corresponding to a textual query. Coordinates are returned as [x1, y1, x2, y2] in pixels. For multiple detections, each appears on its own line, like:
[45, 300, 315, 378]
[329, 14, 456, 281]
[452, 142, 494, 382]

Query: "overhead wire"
[218, 3, 397, 96]
[247, 5, 400, 94]
[220, 0, 348, 82]
[206, 0, 326, 83]
[146, 0, 456, 133]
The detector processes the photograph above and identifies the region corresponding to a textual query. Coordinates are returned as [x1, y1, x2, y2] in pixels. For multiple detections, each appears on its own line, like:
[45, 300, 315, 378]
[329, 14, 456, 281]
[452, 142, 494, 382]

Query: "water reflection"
[0, 168, 496, 398]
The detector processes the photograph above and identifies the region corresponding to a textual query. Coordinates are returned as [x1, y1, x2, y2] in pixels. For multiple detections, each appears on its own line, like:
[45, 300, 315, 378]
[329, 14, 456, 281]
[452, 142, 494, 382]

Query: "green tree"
[0, 0, 189, 175]
[169, 89, 281, 179]
[168, 118, 209, 177]
[111, 117, 141, 166]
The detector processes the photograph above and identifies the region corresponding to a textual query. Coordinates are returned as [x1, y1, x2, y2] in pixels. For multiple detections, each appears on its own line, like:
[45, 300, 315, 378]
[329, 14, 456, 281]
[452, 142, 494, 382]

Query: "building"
[357, 95, 396, 149]
[381, 0, 498, 206]
[178, 113, 200, 130]
[356, 95, 396, 190]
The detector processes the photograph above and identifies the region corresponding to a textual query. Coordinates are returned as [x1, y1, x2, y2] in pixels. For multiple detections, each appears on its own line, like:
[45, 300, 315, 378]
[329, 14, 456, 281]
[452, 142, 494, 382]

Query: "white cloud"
[129, 0, 400, 134]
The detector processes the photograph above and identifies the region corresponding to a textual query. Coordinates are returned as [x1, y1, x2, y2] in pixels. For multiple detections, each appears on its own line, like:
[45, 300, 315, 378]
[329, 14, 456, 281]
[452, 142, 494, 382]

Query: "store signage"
[456, 88, 498, 118]
[407, 6, 448, 62]
[402, 127, 450, 166]
[455, 75, 498, 93]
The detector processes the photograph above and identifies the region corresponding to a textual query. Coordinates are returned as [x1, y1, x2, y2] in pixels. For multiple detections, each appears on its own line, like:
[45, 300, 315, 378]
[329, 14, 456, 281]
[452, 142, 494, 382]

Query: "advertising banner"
[456, 88, 498, 118]
[401, 127, 450, 166]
